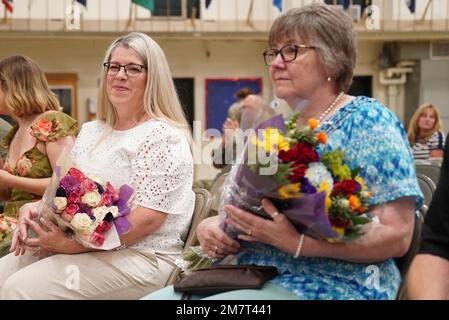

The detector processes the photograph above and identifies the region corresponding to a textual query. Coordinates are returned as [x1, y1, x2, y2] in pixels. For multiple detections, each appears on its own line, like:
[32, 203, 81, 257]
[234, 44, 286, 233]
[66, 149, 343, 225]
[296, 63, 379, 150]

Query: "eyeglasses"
[262, 44, 315, 66]
[103, 62, 147, 77]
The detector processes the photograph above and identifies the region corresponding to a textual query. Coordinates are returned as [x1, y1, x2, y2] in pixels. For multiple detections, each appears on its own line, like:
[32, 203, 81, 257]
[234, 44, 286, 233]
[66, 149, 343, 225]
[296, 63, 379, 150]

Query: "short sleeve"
[130, 122, 193, 215]
[323, 98, 423, 210]
[432, 131, 445, 150]
[30, 112, 78, 142]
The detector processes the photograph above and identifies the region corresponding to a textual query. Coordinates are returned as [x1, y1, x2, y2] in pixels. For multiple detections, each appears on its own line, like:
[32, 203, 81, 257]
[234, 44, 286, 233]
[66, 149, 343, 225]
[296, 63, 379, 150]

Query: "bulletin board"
[205, 78, 262, 133]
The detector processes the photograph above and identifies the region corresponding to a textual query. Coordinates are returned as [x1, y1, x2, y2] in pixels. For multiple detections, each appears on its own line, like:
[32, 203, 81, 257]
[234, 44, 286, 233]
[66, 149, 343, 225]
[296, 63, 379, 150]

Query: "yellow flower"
[332, 226, 345, 237]
[278, 183, 302, 199]
[252, 128, 289, 152]
[308, 118, 318, 130]
[355, 176, 367, 190]
[318, 181, 332, 211]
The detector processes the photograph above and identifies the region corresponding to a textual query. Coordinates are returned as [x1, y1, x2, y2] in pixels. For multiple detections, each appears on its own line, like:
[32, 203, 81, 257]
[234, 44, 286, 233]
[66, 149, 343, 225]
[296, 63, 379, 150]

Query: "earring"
[327, 77, 332, 82]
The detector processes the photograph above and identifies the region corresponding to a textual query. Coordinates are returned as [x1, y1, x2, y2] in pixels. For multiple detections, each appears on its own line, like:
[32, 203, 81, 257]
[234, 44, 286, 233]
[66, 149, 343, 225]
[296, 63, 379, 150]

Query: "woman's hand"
[23, 217, 70, 254]
[197, 215, 241, 259]
[225, 198, 301, 256]
[10, 202, 40, 256]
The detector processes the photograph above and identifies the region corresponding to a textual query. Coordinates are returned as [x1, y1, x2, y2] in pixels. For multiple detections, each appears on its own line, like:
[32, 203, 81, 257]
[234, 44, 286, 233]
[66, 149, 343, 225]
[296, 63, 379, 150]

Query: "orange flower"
[349, 195, 362, 212]
[308, 118, 318, 130]
[317, 132, 327, 144]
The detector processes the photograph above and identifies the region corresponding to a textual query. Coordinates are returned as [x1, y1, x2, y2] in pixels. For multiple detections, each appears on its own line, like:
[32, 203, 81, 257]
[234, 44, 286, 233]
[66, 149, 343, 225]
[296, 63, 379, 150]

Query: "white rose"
[108, 206, 119, 218]
[70, 213, 93, 234]
[53, 197, 67, 213]
[81, 191, 101, 207]
[92, 206, 109, 222]
[338, 199, 350, 208]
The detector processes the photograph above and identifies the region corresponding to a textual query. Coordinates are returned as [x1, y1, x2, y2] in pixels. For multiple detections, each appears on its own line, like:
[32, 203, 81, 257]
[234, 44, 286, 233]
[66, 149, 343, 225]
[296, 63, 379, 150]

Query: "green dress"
[0, 112, 77, 257]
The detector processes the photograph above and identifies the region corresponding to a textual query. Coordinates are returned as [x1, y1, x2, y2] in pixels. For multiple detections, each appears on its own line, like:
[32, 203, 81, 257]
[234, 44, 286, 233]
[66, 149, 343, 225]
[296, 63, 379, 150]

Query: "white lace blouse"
[71, 119, 195, 254]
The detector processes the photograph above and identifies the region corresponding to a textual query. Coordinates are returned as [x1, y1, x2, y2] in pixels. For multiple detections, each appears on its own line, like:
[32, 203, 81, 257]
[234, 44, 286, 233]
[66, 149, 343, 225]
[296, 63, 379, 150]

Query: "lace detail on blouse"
[71, 119, 195, 254]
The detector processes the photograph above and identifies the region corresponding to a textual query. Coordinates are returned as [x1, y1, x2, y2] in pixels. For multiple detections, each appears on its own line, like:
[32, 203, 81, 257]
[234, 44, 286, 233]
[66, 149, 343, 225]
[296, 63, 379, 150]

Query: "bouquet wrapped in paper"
[35, 154, 134, 250]
[181, 112, 374, 271]
[220, 112, 373, 242]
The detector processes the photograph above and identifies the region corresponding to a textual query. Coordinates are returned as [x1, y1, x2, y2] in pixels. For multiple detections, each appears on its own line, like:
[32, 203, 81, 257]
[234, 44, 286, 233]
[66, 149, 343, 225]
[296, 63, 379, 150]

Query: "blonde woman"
[0, 56, 77, 219]
[407, 103, 445, 161]
[0, 33, 194, 299]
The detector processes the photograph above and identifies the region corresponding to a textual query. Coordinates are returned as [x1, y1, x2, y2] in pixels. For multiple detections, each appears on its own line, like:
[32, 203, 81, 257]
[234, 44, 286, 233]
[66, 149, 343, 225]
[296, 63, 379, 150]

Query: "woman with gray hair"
[146, 4, 422, 300]
[0, 32, 195, 299]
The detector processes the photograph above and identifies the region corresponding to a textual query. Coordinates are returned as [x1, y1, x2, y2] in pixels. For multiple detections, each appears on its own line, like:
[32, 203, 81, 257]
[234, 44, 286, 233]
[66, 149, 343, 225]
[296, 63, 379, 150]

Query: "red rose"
[332, 179, 359, 196]
[90, 232, 105, 247]
[288, 163, 307, 183]
[82, 178, 97, 193]
[68, 192, 82, 204]
[65, 204, 80, 216]
[68, 168, 85, 182]
[330, 218, 351, 229]
[279, 142, 318, 165]
[100, 192, 113, 206]
[95, 221, 111, 234]
[105, 182, 119, 201]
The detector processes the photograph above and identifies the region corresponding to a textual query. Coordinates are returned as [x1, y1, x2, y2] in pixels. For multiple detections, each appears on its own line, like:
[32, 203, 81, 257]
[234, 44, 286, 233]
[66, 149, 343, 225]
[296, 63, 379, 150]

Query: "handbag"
[173, 264, 278, 296]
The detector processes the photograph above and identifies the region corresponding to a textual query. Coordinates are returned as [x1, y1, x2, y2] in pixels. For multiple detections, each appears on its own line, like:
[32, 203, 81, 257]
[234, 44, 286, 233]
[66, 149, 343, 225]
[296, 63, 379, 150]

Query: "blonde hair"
[96, 32, 192, 149]
[268, 4, 356, 93]
[407, 103, 443, 145]
[0, 55, 60, 118]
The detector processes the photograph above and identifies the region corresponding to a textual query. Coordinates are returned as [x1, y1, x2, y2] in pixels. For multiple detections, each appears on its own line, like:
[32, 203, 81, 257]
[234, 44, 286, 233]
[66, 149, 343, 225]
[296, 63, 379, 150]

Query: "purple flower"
[78, 203, 93, 216]
[60, 176, 81, 194]
[301, 177, 317, 194]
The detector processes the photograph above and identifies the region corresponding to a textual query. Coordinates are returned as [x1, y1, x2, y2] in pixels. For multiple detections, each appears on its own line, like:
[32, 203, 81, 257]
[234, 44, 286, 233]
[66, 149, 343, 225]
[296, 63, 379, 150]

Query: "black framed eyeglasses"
[262, 44, 315, 66]
[103, 62, 147, 77]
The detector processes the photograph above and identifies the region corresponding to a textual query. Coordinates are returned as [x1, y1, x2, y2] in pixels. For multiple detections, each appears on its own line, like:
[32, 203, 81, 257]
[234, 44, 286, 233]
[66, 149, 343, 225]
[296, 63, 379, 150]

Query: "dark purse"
[173, 264, 278, 296]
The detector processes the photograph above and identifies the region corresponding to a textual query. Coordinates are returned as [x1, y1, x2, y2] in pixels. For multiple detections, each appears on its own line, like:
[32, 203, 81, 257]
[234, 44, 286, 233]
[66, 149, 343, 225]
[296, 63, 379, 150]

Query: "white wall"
[421, 59, 449, 134]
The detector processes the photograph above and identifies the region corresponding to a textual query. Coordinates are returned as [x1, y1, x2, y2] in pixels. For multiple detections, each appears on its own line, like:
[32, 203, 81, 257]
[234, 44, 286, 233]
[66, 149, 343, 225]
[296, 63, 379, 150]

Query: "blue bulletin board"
[205, 78, 262, 133]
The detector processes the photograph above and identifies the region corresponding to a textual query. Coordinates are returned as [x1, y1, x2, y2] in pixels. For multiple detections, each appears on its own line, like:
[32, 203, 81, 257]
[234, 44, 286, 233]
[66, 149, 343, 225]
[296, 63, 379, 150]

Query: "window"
[46, 73, 78, 120]
[153, 0, 200, 18]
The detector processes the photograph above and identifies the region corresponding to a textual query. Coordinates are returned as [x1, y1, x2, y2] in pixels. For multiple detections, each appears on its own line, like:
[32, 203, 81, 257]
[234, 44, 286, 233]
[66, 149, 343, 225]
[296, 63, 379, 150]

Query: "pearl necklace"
[317, 91, 345, 123]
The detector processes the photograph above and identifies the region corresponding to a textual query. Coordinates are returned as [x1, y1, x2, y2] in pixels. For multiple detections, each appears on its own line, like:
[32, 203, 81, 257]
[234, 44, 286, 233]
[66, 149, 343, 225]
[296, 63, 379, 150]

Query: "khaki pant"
[0, 248, 175, 300]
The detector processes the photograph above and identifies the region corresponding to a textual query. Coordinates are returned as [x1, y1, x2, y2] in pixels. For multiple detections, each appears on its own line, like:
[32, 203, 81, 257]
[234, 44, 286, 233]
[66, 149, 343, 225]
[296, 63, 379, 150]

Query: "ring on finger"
[246, 228, 252, 236]
[271, 211, 279, 219]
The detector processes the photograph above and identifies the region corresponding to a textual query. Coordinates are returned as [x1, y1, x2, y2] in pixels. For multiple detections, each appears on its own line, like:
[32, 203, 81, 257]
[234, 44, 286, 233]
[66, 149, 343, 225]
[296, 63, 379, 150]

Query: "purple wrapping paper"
[221, 114, 338, 240]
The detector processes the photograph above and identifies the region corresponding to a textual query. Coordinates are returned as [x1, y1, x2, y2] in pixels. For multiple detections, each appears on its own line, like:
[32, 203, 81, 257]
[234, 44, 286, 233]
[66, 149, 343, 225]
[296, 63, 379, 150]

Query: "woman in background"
[0, 55, 77, 218]
[407, 103, 445, 161]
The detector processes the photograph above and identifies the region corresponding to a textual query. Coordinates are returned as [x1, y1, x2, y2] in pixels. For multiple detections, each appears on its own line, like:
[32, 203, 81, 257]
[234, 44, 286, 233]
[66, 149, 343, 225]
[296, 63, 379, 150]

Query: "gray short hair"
[268, 3, 357, 93]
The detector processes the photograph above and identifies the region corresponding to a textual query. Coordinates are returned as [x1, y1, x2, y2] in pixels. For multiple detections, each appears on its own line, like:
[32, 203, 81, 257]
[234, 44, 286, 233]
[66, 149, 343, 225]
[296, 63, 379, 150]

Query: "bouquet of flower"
[36, 154, 134, 250]
[0, 214, 17, 256]
[180, 112, 374, 271]
[220, 112, 373, 242]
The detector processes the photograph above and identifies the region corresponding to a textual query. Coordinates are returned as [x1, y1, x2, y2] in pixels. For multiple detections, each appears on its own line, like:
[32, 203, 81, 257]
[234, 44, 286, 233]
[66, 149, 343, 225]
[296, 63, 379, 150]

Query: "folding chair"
[164, 188, 212, 286]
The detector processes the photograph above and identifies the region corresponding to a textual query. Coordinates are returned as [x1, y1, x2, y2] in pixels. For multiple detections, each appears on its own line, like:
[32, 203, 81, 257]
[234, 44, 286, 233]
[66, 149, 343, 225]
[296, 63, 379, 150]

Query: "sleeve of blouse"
[348, 103, 423, 210]
[30, 112, 78, 143]
[130, 122, 193, 215]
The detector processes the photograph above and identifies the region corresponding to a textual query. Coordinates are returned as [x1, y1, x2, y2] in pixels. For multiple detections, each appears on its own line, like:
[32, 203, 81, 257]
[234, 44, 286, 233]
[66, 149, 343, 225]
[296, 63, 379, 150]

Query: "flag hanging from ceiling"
[206, 0, 212, 9]
[2, 0, 13, 13]
[131, 0, 155, 12]
[76, 0, 87, 7]
[273, 0, 282, 12]
[406, 0, 416, 13]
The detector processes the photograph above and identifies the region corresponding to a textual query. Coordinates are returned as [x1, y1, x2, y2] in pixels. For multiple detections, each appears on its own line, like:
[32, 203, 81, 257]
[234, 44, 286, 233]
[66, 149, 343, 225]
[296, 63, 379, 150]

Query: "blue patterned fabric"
[236, 96, 423, 300]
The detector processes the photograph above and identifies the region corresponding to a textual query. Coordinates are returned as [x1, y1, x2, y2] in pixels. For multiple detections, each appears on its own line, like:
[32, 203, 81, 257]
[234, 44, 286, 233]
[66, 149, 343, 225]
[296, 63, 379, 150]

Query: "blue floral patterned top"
[236, 96, 423, 300]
